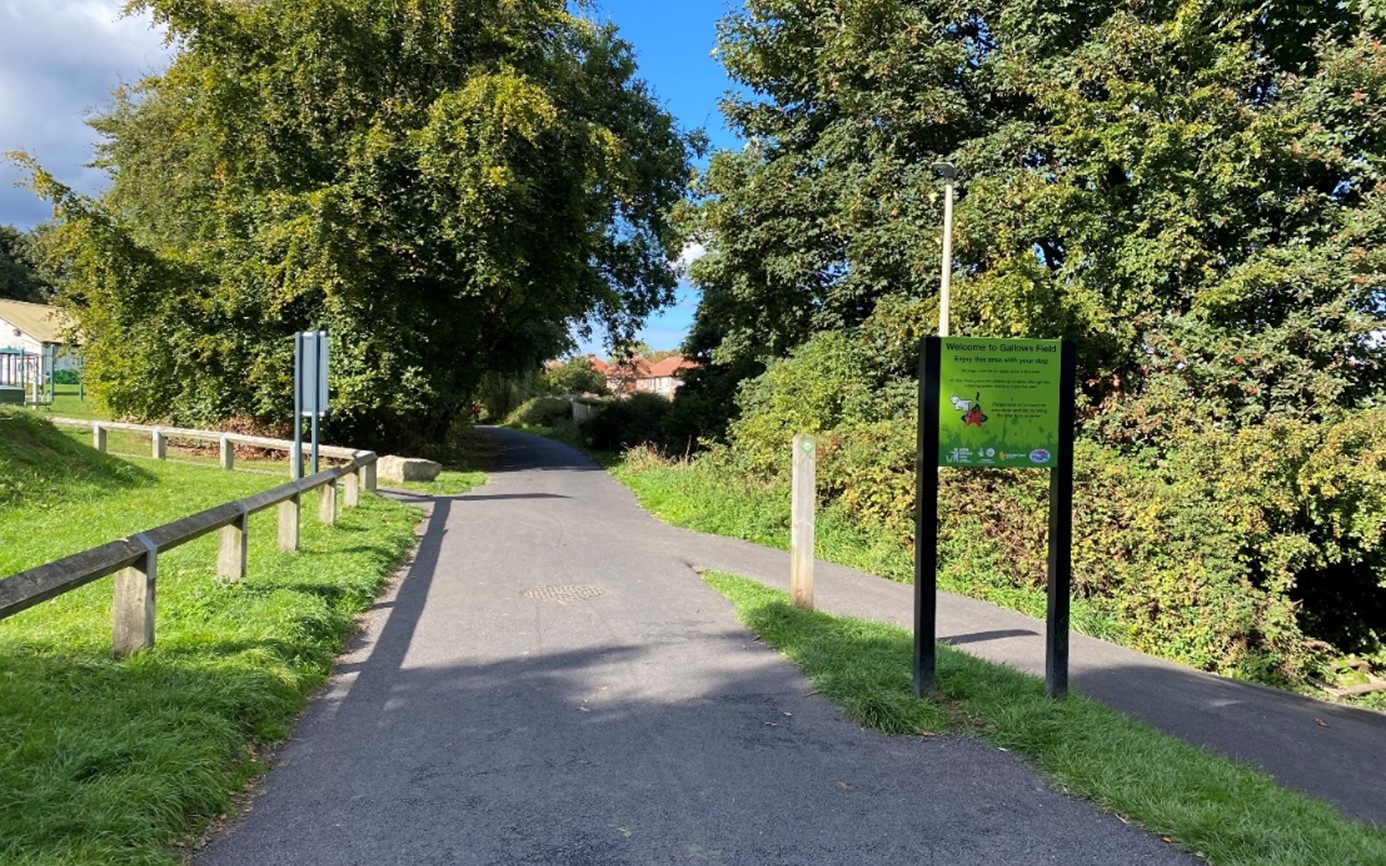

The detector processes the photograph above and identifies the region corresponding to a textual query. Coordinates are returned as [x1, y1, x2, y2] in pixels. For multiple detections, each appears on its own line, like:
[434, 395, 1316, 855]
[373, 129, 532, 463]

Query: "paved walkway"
[198, 429, 1209, 865]
[200, 428, 1386, 863]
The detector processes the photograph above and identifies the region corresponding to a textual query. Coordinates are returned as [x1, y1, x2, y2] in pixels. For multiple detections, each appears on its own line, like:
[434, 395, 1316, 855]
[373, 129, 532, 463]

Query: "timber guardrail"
[45, 416, 377, 489]
[0, 431, 379, 657]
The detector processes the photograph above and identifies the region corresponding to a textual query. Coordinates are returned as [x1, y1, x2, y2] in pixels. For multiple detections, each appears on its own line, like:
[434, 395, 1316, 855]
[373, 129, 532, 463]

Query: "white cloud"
[0, 0, 173, 228]
[673, 240, 707, 274]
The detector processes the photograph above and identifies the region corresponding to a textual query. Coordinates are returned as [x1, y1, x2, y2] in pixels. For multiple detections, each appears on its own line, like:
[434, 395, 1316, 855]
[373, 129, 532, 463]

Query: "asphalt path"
[197, 428, 1199, 865]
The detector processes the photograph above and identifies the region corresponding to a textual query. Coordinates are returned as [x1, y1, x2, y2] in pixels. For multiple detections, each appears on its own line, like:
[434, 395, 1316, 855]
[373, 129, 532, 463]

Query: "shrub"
[504, 396, 573, 428]
[580, 392, 672, 452]
[727, 332, 913, 472]
[714, 364, 1386, 685]
[541, 357, 606, 396]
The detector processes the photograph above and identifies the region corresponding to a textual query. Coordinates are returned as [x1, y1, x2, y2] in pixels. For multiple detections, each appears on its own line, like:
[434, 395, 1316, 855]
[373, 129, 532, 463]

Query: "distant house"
[587, 353, 697, 397]
[0, 299, 78, 392]
[641, 355, 698, 397]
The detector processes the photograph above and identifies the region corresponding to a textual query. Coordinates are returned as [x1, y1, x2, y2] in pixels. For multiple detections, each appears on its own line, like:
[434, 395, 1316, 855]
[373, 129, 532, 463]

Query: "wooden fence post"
[791, 434, 817, 609]
[217, 504, 249, 582]
[278, 493, 300, 552]
[92, 422, 106, 453]
[219, 435, 235, 471]
[363, 458, 377, 492]
[152, 428, 167, 460]
[318, 479, 337, 525]
[344, 470, 360, 508]
[113, 534, 157, 657]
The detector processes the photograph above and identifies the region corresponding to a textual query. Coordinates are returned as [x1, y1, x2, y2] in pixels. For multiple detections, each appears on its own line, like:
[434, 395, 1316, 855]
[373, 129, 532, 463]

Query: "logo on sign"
[1030, 449, 1050, 464]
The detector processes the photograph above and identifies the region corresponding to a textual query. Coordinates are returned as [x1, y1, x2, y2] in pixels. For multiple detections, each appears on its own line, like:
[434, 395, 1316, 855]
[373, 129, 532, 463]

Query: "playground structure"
[0, 345, 56, 406]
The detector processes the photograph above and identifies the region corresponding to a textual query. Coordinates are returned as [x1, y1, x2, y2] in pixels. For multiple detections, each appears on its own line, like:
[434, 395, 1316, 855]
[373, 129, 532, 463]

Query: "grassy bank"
[0, 411, 424, 864]
[14, 384, 106, 421]
[705, 572, 1386, 866]
[614, 449, 1122, 640]
[389, 469, 487, 496]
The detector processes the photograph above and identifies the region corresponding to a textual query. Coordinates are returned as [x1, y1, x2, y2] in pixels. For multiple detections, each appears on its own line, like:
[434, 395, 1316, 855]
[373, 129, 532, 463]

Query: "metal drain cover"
[522, 585, 605, 602]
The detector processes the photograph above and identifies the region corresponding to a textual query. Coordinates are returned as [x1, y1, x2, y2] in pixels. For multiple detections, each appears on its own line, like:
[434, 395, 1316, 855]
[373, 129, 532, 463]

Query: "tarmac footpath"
[197, 428, 1197, 865]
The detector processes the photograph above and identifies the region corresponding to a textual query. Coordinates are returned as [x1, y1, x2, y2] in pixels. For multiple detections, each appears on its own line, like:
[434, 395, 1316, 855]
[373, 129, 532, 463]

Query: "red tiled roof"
[647, 355, 696, 378]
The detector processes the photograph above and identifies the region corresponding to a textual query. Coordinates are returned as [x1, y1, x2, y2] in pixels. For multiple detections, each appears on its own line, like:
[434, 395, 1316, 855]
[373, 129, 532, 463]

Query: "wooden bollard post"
[217, 505, 249, 582]
[278, 493, 300, 552]
[114, 534, 158, 657]
[152, 428, 167, 460]
[92, 422, 106, 452]
[791, 434, 817, 609]
[219, 435, 235, 471]
[344, 470, 360, 508]
[318, 479, 337, 525]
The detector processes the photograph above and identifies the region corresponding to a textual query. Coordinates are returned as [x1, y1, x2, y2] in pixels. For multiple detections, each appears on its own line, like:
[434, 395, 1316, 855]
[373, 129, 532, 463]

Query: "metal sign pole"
[293, 332, 304, 480]
[914, 336, 942, 697]
[1045, 340, 1077, 699]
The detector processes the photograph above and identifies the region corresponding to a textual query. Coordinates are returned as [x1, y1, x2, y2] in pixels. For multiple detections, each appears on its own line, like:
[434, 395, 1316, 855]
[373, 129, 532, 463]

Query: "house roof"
[0, 299, 75, 345]
[647, 355, 696, 378]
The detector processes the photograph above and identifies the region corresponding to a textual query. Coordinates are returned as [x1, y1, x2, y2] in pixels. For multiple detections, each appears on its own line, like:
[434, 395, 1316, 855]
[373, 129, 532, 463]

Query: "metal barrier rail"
[0, 448, 378, 657]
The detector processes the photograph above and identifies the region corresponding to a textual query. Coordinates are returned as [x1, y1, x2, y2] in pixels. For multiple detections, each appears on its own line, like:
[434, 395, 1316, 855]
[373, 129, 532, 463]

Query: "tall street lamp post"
[932, 161, 957, 337]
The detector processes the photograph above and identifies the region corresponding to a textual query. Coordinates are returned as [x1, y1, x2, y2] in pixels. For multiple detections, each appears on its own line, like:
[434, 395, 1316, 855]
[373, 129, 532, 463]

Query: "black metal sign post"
[915, 337, 942, 697]
[916, 336, 1077, 701]
[1045, 340, 1077, 699]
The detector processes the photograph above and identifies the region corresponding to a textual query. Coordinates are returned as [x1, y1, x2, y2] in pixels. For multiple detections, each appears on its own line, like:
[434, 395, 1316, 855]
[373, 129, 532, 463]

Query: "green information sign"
[936, 338, 1062, 469]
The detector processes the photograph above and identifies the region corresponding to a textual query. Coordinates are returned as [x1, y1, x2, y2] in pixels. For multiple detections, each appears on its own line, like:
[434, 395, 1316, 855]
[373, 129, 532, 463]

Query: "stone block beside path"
[378, 455, 442, 483]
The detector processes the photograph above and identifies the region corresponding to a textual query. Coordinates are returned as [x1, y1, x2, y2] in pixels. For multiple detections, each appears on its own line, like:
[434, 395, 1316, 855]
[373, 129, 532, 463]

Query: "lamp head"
[931, 161, 957, 180]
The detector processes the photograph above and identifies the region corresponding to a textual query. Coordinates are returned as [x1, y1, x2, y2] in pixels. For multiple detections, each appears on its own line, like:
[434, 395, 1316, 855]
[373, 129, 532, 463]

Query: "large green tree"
[674, 0, 1386, 681]
[17, 0, 692, 447]
[684, 0, 1386, 440]
[0, 226, 51, 302]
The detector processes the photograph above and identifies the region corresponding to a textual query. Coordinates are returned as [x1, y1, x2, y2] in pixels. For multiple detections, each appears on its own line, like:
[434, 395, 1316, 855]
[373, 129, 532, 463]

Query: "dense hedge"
[585, 328, 1386, 686]
[504, 396, 573, 428]
[580, 393, 673, 453]
[700, 336, 1386, 686]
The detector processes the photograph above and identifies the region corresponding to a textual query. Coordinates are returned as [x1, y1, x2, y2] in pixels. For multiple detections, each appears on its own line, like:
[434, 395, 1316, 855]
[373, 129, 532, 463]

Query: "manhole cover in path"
[522, 585, 605, 602]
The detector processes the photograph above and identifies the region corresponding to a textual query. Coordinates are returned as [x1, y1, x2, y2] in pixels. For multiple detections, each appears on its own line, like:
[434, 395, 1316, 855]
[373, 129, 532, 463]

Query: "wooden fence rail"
[0, 444, 378, 657]
[44, 416, 379, 491]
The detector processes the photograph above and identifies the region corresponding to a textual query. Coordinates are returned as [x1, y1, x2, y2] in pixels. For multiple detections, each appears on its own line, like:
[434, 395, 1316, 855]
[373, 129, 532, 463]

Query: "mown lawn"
[0, 410, 424, 864]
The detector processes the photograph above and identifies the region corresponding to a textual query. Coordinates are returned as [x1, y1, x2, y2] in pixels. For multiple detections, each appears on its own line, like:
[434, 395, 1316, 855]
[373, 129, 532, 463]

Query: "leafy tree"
[541, 356, 606, 395]
[676, 0, 1386, 681]
[0, 226, 51, 302]
[685, 0, 1386, 438]
[15, 0, 692, 448]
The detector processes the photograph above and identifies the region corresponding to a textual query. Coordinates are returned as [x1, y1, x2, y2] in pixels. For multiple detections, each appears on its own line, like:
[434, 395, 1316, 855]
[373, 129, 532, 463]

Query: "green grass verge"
[616, 455, 1121, 640]
[14, 384, 107, 421]
[704, 571, 1386, 866]
[0, 412, 423, 864]
[388, 469, 487, 496]
[1, 417, 286, 576]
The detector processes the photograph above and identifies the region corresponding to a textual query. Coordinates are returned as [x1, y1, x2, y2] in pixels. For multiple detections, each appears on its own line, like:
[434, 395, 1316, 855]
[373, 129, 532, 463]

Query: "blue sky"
[0, 0, 747, 358]
[575, 0, 746, 357]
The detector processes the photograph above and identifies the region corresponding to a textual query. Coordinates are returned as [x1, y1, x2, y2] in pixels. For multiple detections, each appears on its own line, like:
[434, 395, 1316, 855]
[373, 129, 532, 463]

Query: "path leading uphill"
[199, 427, 1384, 864]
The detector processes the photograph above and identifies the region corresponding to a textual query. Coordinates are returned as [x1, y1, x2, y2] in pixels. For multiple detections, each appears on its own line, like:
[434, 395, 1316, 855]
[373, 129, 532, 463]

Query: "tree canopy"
[0, 226, 51, 303]
[17, 0, 693, 447]
[667, 0, 1386, 683]
[684, 0, 1386, 442]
